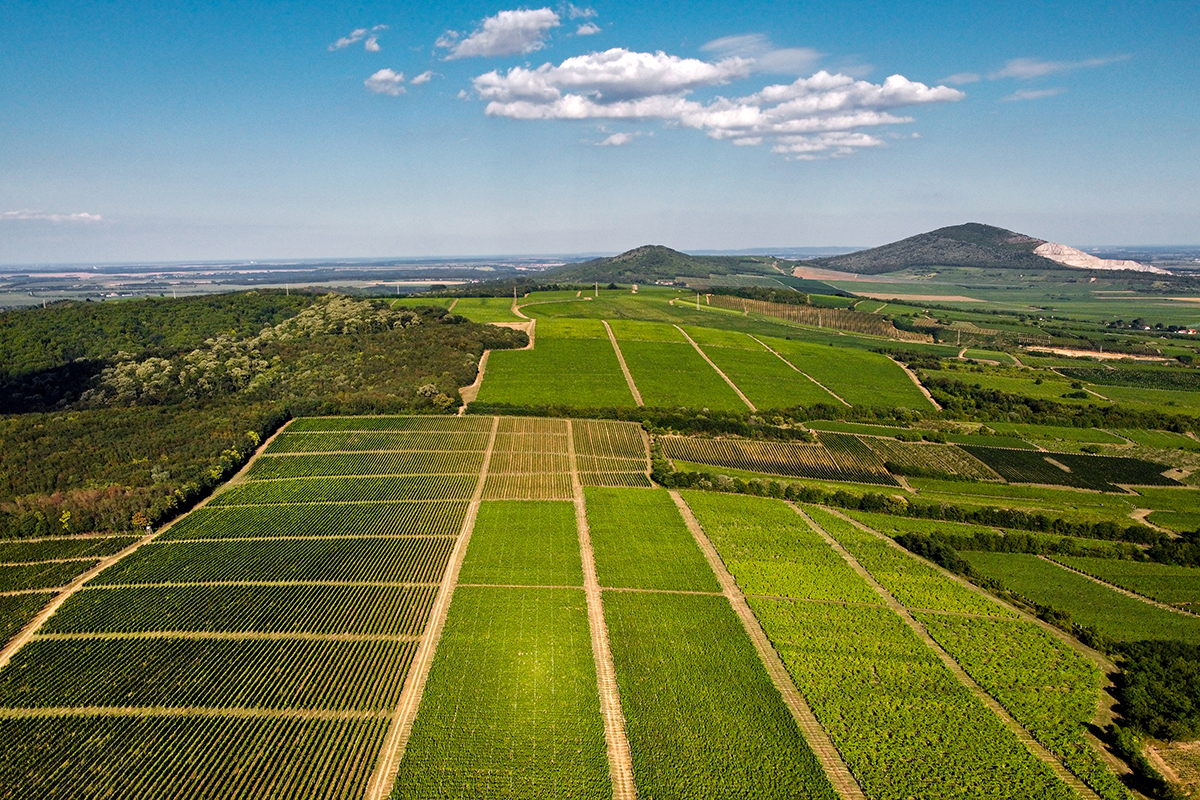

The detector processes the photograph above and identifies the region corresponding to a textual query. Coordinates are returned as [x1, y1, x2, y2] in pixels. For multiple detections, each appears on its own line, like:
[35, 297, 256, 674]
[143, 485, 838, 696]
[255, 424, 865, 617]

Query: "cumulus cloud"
[329, 25, 388, 52]
[567, 4, 597, 19]
[364, 69, 406, 95]
[577, 22, 601, 35]
[439, 8, 561, 59]
[1001, 87, 1066, 102]
[1, 210, 102, 222]
[990, 54, 1128, 80]
[410, 70, 436, 85]
[470, 49, 963, 159]
[595, 132, 642, 146]
[700, 34, 820, 75]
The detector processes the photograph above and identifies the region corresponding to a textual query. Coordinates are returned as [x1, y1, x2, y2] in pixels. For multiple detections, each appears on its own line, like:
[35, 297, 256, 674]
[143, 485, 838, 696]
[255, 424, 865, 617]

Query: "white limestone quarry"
[1034, 242, 1170, 274]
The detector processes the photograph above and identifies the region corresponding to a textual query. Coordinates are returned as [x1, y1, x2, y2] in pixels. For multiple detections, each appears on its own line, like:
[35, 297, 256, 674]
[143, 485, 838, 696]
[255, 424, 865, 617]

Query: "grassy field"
[391, 586, 609, 799]
[763, 335, 933, 408]
[585, 487, 719, 592]
[1055, 557, 1200, 608]
[458, 501, 582, 587]
[963, 552, 1200, 642]
[616, 339, 748, 410]
[449, 297, 524, 323]
[604, 591, 838, 800]
[696, 345, 841, 408]
[475, 337, 635, 407]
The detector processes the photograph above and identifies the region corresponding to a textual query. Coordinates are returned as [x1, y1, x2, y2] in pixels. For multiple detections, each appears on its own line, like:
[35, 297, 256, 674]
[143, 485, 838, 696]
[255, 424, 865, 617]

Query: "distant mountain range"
[544, 223, 1166, 283]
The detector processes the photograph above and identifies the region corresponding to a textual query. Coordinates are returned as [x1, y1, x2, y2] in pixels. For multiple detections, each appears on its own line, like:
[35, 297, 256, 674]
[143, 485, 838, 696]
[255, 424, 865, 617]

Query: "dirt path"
[822, 507, 1130, 795]
[1130, 508, 1172, 534]
[1042, 555, 1200, 618]
[889, 357, 942, 410]
[0, 419, 294, 674]
[365, 415, 499, 800]
[456, 349, 490, 410]
[569, 421, 638, 800]
[447, 298, 458, 311]
[671, 492, 867, 800]
[796, 506, 1101, 799]
[602, 320, 644, 407]
[747, 335, 851, 407]
[673, 325, 756, 411]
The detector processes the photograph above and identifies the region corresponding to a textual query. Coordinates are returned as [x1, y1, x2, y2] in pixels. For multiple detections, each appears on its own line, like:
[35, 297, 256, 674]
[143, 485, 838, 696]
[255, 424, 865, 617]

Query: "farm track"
[671, 491, 868, 800]
[1042, 555, 1200, 618]
[0, 419, 295, 674]
[569, 420, 638, 800]
[364, 415, 499, 800]
[0, 588, 60, 598]
[809, 506, 1108, 800]
[33, 631, 422, 643]
[674, 325, 757, 411]
[603, 320, 645, 406]
[747, 334, 851, 406]
[889, 357, 943, 410]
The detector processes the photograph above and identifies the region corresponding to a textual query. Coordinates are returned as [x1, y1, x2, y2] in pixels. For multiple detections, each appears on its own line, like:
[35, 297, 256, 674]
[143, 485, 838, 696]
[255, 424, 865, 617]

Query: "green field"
[963, 552, 1200, 642]
[765, 336, 933, 408]
[1056, 557, 1200, 608]
[616, 339, 748, 410]
[475, 338, 635, 407]
[585, 488, 719, 592]
[449, 297, 523, 323]
[458, 501, 582, 586]
[605, 591, 837, 800]
[391, 586, 609, 799]
[695, 344, 841, 409]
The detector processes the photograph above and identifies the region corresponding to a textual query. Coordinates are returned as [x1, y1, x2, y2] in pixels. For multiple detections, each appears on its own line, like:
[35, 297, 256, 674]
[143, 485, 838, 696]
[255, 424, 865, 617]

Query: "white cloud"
[439, 8, 561, 59]
[576, 22, 601, 36]
[567, 4, 597, 19]
[1, 210, 102, 222]
[1000, 87, 1066, 102]
[330, 25, 388, 52]
[990, 54, 1128, 80]
[701, 34, 821, 75]
[364, 69, 406, 95]
[595, 132, 642, 146]
[410, 70, 436, 85]
[942, 72, 980, 85]
[471, 49, 963, 159]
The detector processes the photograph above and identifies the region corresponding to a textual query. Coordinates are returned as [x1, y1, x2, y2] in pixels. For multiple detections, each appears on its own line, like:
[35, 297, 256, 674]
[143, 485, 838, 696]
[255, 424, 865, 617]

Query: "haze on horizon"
[1, 0, 1196, 265]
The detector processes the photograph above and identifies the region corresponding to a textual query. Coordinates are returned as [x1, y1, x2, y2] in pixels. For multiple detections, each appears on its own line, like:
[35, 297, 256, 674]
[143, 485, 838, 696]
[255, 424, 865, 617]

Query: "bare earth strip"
[364, 415, 500, 800]
[1042, 555, 1200, 618]
[674, 325, 757, 411]
[0, 419, 295, 674]
[747, 334, 851, 407]
[799, 505, 1102, 800]
[569, 420, 638, 800]
[889, 357, 943, 410]
[603, 320, 644, 407]
[670, 491, 867, 800]
[457, 349, 490, 409]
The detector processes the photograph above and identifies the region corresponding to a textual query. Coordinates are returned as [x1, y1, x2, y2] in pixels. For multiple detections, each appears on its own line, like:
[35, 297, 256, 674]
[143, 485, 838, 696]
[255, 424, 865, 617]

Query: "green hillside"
[547, 245, 778, 284]
[803, 223, 1060, 274]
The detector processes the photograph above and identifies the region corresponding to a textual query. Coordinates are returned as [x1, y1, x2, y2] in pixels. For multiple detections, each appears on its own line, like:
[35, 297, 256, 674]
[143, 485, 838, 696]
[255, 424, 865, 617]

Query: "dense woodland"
[0, 292, 526, 535]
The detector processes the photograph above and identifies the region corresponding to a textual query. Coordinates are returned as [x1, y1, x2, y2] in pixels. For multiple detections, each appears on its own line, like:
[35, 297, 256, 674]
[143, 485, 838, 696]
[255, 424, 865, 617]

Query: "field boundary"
[0, 418, 295, 674]
[888, 357, 943, 410]
[674, 325, 756, 411]
[603, 320, 644, 407]
[1042, 555, 1200, 618]
[365, 415, 500, 800]
[569, 420, 638, 800]
[672, 491, 867, 800]
[799, 505, 1102, 800]
[747, 334, 851, 407]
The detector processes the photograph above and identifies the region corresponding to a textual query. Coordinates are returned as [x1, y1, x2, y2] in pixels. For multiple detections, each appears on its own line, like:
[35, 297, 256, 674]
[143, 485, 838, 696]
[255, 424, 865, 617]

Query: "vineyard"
[604, 591, 838, 800]
[615, 339, 749, 410]
[457, 501, 583, 586]
[862, 438, 1002, 481]
[1055, 557, 1200, 609]
[661, 434, 898, 486]
[961, 446, 1177, 492]
[708, 294, 934, 342]
[475, 337, 637, 408]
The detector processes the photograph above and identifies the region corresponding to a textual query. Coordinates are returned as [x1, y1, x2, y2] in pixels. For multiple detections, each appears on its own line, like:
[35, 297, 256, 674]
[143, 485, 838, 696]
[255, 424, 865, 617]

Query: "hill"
[547, 245, 777, 284]
[800, 223, 1060, 274]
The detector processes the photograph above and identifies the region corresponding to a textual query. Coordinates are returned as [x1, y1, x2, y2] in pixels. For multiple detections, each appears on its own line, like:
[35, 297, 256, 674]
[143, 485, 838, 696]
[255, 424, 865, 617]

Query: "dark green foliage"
[1059, 367, 1200, 392]
[894, 532, 971, 573]
[960, 446, 1177, 492]
[1116, 641, 1200, 741]
[547, 245, 775, 284]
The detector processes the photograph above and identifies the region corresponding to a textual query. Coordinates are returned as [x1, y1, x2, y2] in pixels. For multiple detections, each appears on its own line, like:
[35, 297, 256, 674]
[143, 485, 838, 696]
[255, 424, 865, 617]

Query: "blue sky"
[1, 0, 1196, 263]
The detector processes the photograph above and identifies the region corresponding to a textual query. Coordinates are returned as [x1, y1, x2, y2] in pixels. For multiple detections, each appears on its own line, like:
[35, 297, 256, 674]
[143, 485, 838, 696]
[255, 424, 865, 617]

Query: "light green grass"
[586, 488, 718, 592]
[605, 592, 838, 800]
[533, 318, 609, 339]
[617, 340, 747, 410]
[1056, 557, 1200, 608]
[677, 325, 762, 349]
[763, 335, 933, 408]
[699, 345, 840, 409]
[476, 338, 635, 407]
[450, 297, 523, 322]
[391, 586, 609, 800]
[459, 501, 582, 587]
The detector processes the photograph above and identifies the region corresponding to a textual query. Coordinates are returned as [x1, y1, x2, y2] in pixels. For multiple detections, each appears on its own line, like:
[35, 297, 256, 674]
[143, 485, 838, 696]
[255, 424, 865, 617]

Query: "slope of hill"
[801, 223, 1060, 274]
[547, 245, 777, 284]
